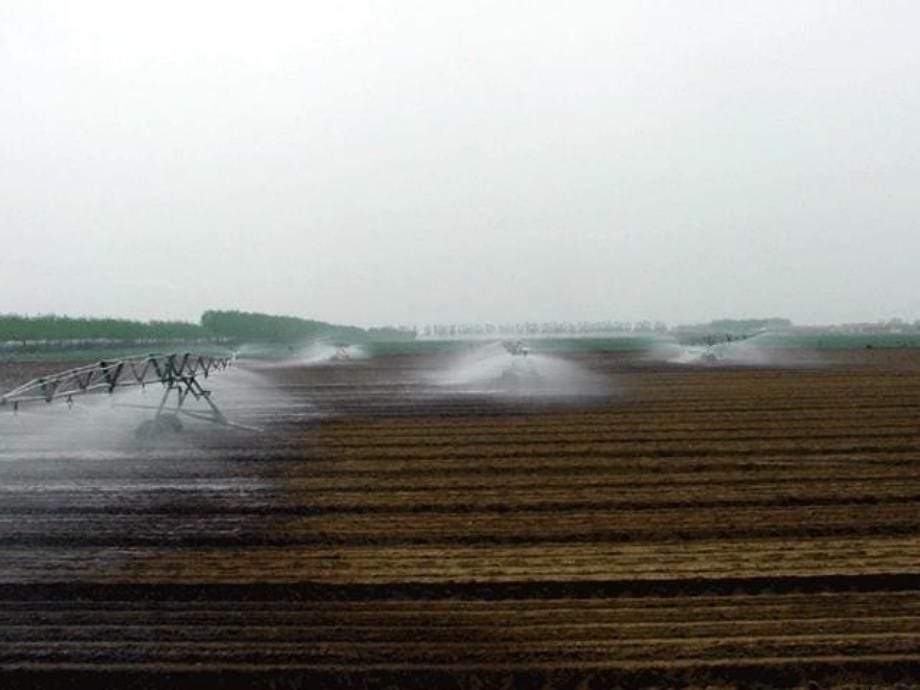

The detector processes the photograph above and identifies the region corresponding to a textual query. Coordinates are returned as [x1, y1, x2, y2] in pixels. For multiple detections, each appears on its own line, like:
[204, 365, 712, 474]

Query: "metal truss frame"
[1, 352, 258, 432]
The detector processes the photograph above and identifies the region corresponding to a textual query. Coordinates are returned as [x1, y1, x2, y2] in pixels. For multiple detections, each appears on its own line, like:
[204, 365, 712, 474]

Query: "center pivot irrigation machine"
[330, 343, 352, 362]
[0, 352, 260, 440]
[502, 340, 530, 357]
[682, 330, 767, 364]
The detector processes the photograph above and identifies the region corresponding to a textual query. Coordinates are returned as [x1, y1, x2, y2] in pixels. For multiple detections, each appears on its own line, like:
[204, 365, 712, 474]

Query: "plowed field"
[1, 348, 918, 688]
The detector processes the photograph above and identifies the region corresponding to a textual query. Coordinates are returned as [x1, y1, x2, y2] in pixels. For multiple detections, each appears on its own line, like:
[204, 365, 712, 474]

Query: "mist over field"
[3, 7, 920, 687]
[2, 1, 919, 327]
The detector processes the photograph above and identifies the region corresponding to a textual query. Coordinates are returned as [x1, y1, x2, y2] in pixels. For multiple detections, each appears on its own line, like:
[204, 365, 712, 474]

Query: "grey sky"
[2, 1, 918, 327]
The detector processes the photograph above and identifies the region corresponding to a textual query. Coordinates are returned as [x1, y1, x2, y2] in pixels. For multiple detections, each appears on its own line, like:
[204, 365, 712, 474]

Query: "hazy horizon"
[2, 309, 916, 333]
[3, 1, 919, 326]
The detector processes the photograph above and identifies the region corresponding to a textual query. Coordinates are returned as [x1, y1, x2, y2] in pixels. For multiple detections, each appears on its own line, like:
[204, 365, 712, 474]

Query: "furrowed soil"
[0, 348, 918, 688]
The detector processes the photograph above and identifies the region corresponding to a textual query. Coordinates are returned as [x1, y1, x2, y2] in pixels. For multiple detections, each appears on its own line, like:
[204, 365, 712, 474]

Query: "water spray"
[650, 329, 776, 366]
[502, 340, 530, 357]
[432, 340, 611, 398]
[0, 352, 261, 439]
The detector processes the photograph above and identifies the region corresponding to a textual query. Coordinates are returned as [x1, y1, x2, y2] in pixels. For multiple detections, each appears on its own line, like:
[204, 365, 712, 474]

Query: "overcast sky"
[1, 1, 918, 327]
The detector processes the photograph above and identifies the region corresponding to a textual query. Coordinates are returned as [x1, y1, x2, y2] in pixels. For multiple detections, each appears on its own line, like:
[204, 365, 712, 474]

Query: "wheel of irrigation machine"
[134, 414, 184, 443]
[159, 413, 184, 432]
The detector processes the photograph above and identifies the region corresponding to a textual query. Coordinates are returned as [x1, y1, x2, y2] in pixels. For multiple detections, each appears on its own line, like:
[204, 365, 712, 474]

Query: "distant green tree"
[0, 314, 211, 343]
[200, 310, 415, 345]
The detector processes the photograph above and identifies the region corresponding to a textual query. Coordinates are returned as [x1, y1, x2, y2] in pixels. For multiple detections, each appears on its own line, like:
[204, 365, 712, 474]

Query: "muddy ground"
[0, 348, 918, 688]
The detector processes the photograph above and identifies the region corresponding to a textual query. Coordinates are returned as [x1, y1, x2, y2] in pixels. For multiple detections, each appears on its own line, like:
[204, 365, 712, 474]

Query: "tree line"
[200, 310, 415, 344]
[0, 314, 210, 344]
[0, 311, 416, 346]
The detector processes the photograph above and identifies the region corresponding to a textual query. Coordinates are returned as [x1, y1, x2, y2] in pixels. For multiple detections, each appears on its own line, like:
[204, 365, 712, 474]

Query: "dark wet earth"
[0, 350, 919, 688]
